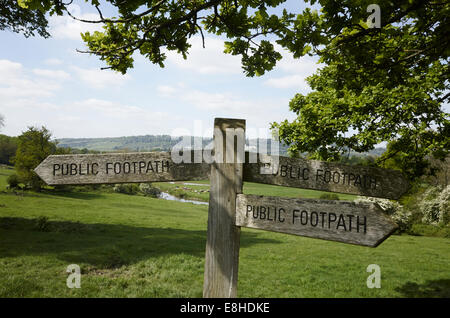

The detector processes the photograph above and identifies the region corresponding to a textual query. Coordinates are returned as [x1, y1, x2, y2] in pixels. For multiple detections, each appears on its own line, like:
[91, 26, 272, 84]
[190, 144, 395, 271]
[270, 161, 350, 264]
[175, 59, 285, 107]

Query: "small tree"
[0, 134, 18, 165]
[12, 126, 57, 191]
[0, 114, 4, 131]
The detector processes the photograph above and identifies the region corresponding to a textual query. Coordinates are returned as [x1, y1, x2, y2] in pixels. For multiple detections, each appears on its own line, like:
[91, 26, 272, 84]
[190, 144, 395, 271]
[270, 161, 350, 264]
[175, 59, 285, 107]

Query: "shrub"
[355, 196, 399, 214]
[113, 183, 139, 195]
[6, 173, 20, 189]
[419, 186, 440, 224]
[319, 193, 340, 200]
[354, 196, 412, 233]
[438, 185, 450, 225]
[408, 223, 450, 238]
[52, 185, 75, 192]
[419, 185, 449, 225]
[34, 216, 51, 232]
[88, 184, 102, 191]
[139, 183, 161, 197]
[390, 207, 413, 233]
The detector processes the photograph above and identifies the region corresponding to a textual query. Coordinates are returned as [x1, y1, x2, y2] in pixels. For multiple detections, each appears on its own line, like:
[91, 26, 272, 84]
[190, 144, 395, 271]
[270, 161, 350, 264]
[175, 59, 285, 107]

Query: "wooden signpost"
[35, 151, 210, 185]
[236, 194, 397, 247]
[243, 153, 409, 200]
[203, 118, 245, 298]
[34, 117, 409, 298]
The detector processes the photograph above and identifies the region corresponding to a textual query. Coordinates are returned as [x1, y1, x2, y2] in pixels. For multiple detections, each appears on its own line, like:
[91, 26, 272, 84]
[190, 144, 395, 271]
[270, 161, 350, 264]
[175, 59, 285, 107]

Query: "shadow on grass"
[0, 217, 281, 270]
[395, 279, 450, 298]
[0, 190, 105, 201]
[40, 190, 106, 200]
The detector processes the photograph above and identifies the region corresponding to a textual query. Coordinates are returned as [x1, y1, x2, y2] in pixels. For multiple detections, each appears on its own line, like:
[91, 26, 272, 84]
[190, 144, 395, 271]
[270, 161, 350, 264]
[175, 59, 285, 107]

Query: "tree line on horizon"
[1, 125, 447, 190]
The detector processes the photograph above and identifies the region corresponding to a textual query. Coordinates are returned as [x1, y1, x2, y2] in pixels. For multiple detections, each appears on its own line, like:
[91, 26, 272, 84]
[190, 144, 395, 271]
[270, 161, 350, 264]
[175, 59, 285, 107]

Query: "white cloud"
[0, 84, 57, 99]
[264, 74, 309, 90]
[156, 83, 260, 113]
[71, 66, 130, 89]
[160, 84, 282, 116]
[49, 4, 103, 41]
[58, 99, 173, 137]
[155, 82, 293, 131]
[1, 96, 174, 138]
[182, 90, 247, 112]
[0, 58, 178, 138]
[71, 99, 158, 120]
[44, 58, 64, 66]
[156, 85, 177, 97]
[33, 69, 71, 80]
[0, 59, 22, 79]
[157, 84, 251, 112]
[72, 98, 169, 120]
[0, 60, 62, 99]
[261, 47, 323, 91]
[165, 36, 243, 75]
[276, 51, 322, 75]
[163, 36, 321, 93]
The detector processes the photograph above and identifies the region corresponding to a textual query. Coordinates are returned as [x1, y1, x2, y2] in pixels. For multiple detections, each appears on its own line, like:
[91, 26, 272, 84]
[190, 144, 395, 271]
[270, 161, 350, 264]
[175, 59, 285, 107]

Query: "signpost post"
[34, 117, 409, 298]
[203, 118, 246, 298]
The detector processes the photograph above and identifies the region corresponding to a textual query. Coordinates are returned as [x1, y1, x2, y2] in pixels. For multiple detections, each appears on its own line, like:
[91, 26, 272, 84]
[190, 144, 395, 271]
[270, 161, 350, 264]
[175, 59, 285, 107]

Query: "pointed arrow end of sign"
[370, 203, 399, 248]
[34, 156, 52, 185]
[391, 172, 411, 200]
[372, 225, 398, 248]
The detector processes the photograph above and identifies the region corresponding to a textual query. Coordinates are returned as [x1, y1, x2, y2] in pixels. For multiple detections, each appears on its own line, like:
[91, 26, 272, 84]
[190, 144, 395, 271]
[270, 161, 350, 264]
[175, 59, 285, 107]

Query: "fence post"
[203, 118, 245, 298]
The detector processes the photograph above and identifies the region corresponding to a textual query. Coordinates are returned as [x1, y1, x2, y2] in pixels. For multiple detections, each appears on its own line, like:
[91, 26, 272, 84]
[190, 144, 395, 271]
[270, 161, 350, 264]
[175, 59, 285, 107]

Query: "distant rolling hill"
[57, 135, 179, 152]
[56, 135, 385, 158]
[56, 135, 291, 155]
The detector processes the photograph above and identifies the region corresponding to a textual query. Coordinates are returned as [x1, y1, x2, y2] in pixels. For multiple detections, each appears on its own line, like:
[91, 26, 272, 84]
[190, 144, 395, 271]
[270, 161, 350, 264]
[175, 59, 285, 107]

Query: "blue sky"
[0, 1, 323, 139]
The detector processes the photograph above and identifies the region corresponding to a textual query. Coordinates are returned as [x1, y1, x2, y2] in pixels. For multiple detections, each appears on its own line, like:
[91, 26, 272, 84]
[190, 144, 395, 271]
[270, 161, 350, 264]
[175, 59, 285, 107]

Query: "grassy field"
[153, 180, 356, 202]
[0, 165, 14, 189]
[0, 167, 449, 297]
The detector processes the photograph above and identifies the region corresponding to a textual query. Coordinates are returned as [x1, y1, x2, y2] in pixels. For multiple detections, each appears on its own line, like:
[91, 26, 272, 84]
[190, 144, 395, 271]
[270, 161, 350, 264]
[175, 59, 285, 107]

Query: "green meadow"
[0, 166, 449, 297]
[153, 180, 356, 202]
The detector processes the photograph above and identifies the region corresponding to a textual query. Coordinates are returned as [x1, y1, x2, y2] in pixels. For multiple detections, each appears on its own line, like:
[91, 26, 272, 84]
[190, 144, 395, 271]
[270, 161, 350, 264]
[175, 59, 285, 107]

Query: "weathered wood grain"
[203, 118, 245, 298]
[236, 194, 397, 247]
[34, 151, 210, 185]
[243, 153, 409, 200]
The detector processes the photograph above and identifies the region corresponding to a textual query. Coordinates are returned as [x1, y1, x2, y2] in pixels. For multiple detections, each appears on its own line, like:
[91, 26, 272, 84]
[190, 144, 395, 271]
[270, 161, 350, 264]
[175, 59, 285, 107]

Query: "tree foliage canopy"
[1, 0, 49, 37]
[15, 0, 450, 178]
[12, 126, 57, 190]
[0, 134, 18, 165]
